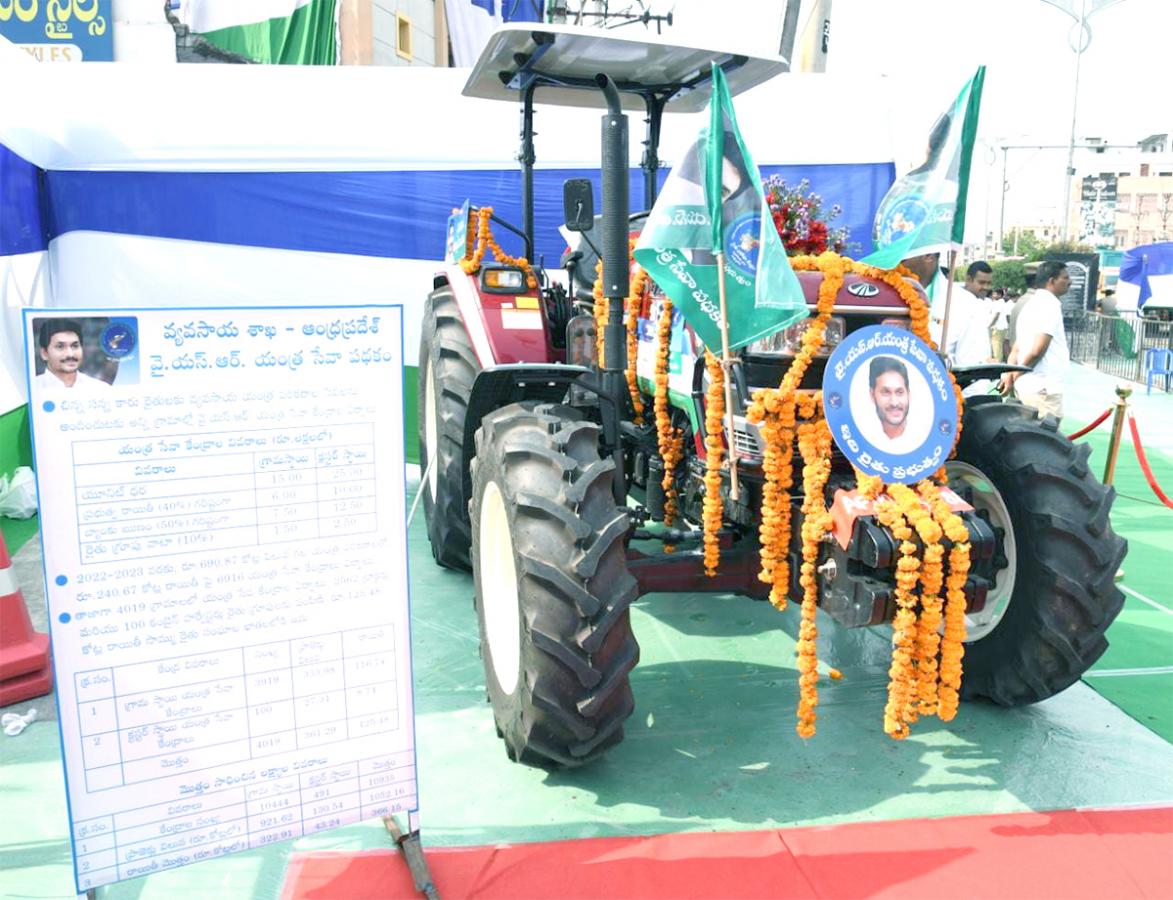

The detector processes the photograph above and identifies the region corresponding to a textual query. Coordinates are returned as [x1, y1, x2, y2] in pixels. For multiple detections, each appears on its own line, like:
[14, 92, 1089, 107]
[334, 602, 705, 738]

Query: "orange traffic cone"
[0, 533, 52, 707]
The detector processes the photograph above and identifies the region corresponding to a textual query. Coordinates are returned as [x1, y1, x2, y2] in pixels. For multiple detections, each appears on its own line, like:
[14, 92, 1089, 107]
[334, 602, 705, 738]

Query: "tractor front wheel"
[470, 402, 639, 766]
[949, 401, 1126, 706]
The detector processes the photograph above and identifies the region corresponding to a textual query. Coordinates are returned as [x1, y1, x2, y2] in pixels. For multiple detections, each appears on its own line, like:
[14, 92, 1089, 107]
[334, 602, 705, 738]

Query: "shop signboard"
[0, 1, 114, 62]
[1079, 173, 1117, 250]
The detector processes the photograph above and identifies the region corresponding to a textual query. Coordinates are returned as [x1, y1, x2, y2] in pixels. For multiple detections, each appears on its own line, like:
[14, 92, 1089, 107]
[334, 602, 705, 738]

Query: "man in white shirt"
[34, 319, 111, 396]
[999, 260, 1071, 421]
[930, 260, 993, 362]
[929, 260, 994, 396]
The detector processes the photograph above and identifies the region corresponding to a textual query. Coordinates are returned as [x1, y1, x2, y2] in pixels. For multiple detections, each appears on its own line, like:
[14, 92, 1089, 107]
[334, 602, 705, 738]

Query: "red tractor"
[418, 25, 1126, 767]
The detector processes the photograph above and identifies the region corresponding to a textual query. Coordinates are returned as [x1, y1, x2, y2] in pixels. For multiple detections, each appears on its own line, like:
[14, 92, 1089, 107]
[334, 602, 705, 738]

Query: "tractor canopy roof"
[462, 24, 788, 113]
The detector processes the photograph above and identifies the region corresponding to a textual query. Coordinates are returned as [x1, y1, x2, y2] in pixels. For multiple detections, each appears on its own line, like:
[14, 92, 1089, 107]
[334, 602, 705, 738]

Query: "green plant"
[991, 260, 1027, 294]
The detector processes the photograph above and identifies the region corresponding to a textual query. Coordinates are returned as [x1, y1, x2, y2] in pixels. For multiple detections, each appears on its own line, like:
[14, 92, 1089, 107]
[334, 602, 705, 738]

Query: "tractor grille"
[732, 417, 764, 462]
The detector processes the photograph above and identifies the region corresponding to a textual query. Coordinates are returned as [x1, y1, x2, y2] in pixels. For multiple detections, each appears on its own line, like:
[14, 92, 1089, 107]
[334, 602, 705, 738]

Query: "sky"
[662, 0, 1172, 246]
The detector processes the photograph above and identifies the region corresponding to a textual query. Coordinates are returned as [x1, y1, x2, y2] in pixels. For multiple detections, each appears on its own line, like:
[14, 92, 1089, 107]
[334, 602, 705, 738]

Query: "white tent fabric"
[0, 38, 896, 416]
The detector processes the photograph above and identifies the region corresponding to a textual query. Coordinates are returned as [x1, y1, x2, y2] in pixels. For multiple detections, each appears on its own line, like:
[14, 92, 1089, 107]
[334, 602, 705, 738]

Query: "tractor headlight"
[483, 268, 527, 291]
[744, 316, 846, 357]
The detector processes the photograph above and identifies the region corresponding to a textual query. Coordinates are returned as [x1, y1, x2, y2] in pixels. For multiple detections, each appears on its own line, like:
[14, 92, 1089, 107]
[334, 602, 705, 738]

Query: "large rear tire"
[950, 401, 1126, 705]
[418, 285, 480, 570]
[470, 402, 639, 767]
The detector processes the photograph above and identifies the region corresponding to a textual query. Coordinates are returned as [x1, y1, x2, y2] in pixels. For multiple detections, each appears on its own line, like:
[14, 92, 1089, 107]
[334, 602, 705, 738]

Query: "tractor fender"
[462, 363, 593, 502]
[439, 264, 555, 368]
[438, 265, 498, 367]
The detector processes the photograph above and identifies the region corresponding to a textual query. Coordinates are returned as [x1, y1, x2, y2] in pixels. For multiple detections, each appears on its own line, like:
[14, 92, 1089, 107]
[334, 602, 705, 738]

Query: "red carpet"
[281, 806, 1173, 899]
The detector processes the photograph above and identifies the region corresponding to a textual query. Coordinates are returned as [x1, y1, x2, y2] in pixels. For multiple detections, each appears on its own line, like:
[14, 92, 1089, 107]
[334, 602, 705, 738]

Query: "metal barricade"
[1065, 312, 1173, 391]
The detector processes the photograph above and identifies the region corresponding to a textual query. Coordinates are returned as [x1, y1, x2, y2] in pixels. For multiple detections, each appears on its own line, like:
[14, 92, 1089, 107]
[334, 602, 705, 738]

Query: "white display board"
[23, 306, 417, 893]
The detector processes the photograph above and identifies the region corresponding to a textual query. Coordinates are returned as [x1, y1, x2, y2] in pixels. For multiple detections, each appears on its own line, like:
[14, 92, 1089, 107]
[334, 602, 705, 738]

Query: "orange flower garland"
[625, 265, 649, 425]
[591, 261, 608, 363]
[746, 250, 843, 610]
[702, 351, 726, 576]
[754, 401, 796, 608]
[459, 206, 538, 289]
[928, 486, 972, 721]
[653, 300, 684, 527]
[590, 241, 649, 424]
[796, 412, 833, 737]
[873, 491, 921, 739]
[871, 477, 973, 737]
[894, 482, 944, 720]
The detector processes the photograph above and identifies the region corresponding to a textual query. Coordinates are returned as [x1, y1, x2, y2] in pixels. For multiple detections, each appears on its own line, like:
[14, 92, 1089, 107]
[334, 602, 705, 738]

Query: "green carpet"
[1074, 420, 1173, 743]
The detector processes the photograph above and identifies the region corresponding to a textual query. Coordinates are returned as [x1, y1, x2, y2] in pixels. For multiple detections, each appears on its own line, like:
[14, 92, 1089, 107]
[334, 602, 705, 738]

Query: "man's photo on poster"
[30, 316, 138, 397]
[850, 353, 933, 455]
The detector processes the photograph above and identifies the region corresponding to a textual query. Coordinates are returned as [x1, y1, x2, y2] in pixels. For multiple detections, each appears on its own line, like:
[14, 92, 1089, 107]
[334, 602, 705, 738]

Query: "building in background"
[1065, 133, 1173, 250]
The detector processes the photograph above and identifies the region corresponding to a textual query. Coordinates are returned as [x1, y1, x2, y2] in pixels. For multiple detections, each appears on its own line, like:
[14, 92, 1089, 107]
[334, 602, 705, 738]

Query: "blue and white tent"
[0, 34, 895, 425]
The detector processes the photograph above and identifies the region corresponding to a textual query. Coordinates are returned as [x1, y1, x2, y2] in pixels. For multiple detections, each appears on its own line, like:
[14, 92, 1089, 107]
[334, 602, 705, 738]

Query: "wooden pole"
[939, 248, 958, 359]
[715, 251, 740, 501]
[1102, 384, 1131, 486]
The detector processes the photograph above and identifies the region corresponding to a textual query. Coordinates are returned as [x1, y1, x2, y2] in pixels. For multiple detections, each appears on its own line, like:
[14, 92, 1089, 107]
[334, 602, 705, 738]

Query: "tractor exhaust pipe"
[596, 73, 629, 374]
[596, 74, 631, 505]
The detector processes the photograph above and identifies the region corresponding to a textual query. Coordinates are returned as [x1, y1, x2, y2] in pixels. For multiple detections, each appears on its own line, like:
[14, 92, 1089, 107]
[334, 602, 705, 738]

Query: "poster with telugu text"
[23, 306, 417, 893]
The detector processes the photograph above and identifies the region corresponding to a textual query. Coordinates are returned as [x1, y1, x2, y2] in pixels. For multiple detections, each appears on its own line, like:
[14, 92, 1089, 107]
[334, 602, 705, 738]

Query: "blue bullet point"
[56, 575, 68, 586]
[42, 401, 55, 412]
[59, 613, 71, 624]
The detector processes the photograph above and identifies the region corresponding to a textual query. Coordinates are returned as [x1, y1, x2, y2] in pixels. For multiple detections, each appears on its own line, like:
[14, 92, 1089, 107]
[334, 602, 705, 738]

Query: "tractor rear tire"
[470, 402, 639, 767]
[951, 401, 1126, 706]
[418, 285, 480, 571]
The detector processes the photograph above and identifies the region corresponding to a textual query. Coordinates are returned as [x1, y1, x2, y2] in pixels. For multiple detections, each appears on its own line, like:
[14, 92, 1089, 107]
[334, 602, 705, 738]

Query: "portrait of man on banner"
[823, 326, 958, 485]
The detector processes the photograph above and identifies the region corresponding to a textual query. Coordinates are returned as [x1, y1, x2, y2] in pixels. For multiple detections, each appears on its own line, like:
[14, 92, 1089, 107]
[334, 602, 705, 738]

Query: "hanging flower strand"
[702, 351, 726, 576]
[653, 300, 684, 527]
[796, 411, 833, 737]
[873, 492, 920, 740]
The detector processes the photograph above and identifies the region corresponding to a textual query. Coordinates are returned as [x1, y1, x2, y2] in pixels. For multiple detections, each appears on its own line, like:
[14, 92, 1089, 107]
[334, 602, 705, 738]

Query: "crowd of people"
[900, 252, 1071, 422]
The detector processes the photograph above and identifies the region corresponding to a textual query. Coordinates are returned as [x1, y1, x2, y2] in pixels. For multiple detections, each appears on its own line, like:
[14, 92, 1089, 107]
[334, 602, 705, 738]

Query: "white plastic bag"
[0, 466, 37, 519]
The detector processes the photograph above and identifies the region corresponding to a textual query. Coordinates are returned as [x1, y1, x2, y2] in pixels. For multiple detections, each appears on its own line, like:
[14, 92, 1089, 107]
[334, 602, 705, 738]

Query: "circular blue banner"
[822, 325, 958, 485]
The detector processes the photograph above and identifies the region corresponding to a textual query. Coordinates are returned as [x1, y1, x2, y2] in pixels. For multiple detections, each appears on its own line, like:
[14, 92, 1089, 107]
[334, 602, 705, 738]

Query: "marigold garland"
[459, 206, 538, 289]
[896, 481, 945, 720]
[796, 413, 833, 738]
[746, 250, 843, 610]
[870, 474, 973, 737]
[739, 252, 974, 739]
[590, 240, 649, 424]
[928, 484, 972, 721]
[702, 351, 726, 576]
[873, 490, 920, 740]
[625, 265, 649, 425]
[653, 300, 684, 528]
[591, 261, 608, 363]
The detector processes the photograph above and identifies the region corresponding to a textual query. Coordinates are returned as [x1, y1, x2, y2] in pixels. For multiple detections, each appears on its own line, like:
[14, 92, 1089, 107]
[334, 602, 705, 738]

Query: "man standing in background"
[1000, 260, 1071, 421]
[931, 260, 994, 396]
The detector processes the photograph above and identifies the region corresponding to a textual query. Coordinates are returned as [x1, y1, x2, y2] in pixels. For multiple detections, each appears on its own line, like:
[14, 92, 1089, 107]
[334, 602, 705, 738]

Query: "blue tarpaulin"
[1120, 241, 1173, 308]
[0, 144, 44, 256]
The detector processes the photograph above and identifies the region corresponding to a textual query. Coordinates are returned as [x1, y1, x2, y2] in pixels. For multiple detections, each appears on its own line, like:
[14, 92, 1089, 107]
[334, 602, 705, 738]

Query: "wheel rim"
[479, 480, 521, 694]
[945, 460, 1017, 642]
[424, 357, 439, 500]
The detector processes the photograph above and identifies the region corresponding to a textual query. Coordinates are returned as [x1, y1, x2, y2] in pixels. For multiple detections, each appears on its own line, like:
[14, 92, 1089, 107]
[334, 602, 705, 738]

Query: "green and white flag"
[176, 0, 338, 65]
[633, 64, 806, 354]
[863, 66, 985, 270]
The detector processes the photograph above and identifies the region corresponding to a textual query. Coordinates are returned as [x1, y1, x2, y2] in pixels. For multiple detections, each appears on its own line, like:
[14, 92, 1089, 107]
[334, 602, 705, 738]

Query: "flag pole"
[715, 251, 740, 501]
[939, 248, 958, 361]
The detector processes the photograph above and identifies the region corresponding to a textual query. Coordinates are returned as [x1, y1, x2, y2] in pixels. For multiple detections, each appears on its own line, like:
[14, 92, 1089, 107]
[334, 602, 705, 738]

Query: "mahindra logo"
[847, 282, 880, 297]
